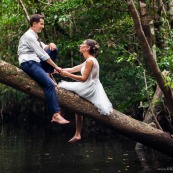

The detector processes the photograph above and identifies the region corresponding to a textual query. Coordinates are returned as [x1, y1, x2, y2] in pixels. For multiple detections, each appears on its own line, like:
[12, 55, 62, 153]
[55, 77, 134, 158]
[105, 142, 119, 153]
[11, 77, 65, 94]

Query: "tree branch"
[18, 0, 30, 23]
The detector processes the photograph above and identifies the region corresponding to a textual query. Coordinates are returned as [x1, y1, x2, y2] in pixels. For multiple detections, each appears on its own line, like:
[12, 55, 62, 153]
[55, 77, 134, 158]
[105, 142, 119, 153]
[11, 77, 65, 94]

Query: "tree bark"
[144, 84, 163, 125]
[169, 0, 173, 25]
[138, 0, 153, 47]
[159, 0, 171, 32]
[0, 60, 173, 157]
[138, 0, 157, 60]
[126, 0, 173, 117]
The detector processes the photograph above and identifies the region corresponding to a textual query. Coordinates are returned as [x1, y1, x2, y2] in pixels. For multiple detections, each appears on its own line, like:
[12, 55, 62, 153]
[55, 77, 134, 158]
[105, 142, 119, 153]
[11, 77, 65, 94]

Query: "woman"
[59, 39, 113, 143]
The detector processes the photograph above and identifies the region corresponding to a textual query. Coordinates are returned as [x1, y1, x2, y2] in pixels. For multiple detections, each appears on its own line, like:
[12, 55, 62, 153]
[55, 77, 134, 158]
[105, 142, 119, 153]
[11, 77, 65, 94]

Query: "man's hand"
[54, 66, 62, 74]
[49, 43, 57, 51]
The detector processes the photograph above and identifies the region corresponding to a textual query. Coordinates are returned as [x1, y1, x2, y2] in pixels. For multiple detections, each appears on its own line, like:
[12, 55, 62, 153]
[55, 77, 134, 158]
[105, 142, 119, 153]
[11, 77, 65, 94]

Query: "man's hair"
[29, 14, 44, 27]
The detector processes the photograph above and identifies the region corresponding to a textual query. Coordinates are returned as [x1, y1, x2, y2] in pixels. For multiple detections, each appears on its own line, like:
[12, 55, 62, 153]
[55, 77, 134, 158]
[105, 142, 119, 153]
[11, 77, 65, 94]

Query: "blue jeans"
[20, 49, 60, 116]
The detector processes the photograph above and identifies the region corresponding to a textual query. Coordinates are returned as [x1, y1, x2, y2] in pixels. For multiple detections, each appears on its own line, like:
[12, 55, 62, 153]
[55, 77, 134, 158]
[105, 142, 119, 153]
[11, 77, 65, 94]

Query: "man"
[18, 14, 69, 124]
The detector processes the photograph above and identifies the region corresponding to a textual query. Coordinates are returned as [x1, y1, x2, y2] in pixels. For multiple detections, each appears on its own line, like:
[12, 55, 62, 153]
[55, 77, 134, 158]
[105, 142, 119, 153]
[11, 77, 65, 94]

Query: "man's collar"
[29, 28, 38, 38]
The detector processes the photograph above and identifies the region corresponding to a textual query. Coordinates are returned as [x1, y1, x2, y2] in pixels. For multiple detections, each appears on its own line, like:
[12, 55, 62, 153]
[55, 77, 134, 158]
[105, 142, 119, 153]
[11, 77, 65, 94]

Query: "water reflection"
[0, 124, 173, 173]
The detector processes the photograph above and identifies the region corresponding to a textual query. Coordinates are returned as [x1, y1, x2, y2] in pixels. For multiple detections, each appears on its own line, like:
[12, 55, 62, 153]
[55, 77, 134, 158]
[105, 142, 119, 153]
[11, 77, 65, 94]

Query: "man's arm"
[27, 36, 50, 61]
[45, 58, 61, 73]
[27, 36, 61, 72]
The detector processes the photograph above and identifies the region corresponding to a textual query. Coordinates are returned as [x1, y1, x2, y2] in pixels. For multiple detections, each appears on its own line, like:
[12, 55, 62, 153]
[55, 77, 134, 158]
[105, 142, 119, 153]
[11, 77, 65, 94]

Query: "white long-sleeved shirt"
[18, 28, 50, 65]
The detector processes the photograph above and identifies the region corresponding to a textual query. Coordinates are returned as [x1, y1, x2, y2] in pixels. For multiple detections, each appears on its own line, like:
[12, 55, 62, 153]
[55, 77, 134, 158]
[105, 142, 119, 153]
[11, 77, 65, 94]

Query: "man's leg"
[41, 48, 58, 86]
[21, 61, 69, 124]
[41, 48, 58, 73]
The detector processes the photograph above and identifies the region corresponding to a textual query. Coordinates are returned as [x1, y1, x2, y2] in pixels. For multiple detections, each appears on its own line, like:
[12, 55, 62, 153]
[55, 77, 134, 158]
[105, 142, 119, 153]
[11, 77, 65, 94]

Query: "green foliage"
[0, 0, 27, 66]
[157, 29, 173, 89]
[0, 0, 161, 114]
[0, 84, 26, 112]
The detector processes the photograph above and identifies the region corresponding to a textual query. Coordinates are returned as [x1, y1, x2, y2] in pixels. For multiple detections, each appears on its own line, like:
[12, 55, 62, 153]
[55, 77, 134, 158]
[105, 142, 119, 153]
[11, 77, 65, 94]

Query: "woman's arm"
[63, 63, 83, 73]
[61, 59, 93, 82]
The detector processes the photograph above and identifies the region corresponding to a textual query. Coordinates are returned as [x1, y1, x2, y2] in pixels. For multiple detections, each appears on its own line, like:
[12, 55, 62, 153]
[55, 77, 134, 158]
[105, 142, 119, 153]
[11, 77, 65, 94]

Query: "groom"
[18, 14, 69, 124]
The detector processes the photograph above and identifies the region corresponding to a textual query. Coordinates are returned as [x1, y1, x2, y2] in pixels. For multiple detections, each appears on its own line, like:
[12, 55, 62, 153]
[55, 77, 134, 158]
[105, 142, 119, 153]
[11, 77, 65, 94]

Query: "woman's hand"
[60, 70, 70, 77]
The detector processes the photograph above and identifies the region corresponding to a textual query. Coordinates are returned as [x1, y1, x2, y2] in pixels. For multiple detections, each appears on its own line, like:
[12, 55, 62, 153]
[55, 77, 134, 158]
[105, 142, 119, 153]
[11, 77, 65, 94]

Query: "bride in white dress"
[58, 39, 113, 143]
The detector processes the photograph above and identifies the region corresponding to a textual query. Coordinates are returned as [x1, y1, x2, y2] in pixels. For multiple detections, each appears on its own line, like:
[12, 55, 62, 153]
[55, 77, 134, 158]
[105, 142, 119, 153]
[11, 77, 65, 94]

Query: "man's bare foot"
[51, 113, 70, 124]
[68, 136, 81, 144]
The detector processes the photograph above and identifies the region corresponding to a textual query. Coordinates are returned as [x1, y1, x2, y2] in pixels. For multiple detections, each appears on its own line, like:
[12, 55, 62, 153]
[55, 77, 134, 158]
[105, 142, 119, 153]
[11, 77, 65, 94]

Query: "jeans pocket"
[21, 61, 37, 74]
[28, 61, 34, 68]
[29, 61, 40, 72]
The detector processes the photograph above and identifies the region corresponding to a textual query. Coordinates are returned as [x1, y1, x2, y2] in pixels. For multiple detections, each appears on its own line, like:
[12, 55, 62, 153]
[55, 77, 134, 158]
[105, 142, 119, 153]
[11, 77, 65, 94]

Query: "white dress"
[58, 57, 113, 115]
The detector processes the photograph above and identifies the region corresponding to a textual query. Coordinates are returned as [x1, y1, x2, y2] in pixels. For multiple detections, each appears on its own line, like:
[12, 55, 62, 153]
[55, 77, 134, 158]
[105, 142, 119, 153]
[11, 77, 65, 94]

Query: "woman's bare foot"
[51, 113, 70, 124]
[171, 134, 173, 138]
[68, 136, 81, 144]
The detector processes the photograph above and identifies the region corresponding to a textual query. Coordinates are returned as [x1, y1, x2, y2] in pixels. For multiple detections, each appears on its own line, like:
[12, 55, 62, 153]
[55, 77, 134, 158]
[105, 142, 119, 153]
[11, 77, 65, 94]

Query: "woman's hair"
[29, 14, 44, 27]
[85, 39, 100, 57]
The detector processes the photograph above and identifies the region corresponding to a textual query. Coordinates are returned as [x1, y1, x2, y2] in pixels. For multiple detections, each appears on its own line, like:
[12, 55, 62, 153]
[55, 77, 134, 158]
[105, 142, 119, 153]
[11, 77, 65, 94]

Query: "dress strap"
[88, 57, 97, 64]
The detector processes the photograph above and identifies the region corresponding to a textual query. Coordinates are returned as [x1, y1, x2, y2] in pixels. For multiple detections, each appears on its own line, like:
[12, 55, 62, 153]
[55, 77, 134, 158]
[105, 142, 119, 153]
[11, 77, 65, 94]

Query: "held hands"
[54, 67, 70, 77]
[60, 70, 70, 77]
[54, 67, 62, 74]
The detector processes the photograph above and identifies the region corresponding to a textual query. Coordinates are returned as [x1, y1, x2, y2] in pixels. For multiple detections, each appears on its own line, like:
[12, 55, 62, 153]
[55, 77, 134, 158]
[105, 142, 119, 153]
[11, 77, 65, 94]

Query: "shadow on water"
[0, 121, 173, 173]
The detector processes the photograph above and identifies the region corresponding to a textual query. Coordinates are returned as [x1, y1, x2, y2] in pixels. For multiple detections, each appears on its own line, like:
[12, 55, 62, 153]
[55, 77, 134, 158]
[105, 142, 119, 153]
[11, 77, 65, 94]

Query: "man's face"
[33, 18, 44, 33]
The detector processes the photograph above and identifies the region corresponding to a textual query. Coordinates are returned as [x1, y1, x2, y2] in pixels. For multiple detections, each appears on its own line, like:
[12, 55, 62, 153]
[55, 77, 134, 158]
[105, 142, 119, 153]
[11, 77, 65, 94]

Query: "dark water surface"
[0, 124, 173, 173]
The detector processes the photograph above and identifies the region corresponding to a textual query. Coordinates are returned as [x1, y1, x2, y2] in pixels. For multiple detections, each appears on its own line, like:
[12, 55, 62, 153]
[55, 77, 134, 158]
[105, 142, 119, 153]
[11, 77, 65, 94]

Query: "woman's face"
[79, 41, 89, 53]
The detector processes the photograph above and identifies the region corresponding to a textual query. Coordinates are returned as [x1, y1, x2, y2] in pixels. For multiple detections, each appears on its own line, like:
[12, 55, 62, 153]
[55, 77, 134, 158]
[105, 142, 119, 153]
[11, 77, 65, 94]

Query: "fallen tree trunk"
[0, 60, 173, 157]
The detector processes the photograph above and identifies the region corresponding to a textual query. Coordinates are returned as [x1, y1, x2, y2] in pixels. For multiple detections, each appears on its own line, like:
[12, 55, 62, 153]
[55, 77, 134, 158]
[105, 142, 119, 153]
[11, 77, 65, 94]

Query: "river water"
[0, 123, 173, 173]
